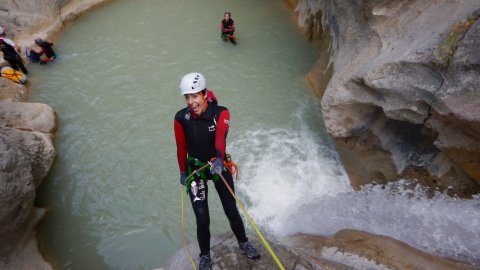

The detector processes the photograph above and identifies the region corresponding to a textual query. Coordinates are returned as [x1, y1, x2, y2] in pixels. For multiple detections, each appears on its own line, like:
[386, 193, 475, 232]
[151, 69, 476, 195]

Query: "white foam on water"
[230, 106, 480, 267]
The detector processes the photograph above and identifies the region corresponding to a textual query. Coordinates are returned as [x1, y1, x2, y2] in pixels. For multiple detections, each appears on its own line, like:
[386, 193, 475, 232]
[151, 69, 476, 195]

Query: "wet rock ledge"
[161, 231, 475, 270]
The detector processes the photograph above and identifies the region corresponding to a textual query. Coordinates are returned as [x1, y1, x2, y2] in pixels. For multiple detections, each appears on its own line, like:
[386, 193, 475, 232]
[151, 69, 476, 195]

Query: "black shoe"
[198, 254, 213, 270]
[239, 241, 260, 259]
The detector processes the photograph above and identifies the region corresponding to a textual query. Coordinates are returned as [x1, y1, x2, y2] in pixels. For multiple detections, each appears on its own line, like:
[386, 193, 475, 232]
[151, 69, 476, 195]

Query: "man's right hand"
[180, 172, 187, 186]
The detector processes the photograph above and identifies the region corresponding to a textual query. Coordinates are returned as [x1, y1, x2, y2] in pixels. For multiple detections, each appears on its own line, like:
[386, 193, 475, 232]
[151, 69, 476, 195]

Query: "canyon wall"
[1, 0, 479, 268]
[0, 0, 111, 268]
[288, 0, 480, 196]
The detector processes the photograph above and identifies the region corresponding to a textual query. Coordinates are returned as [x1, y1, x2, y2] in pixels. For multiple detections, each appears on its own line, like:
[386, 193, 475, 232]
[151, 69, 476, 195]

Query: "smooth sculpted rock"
[163, 231, 476, 270]
[1, 0, 112, 268]
[428, 18, 480, 186]
[292, 0, 480, 196]
[283, 230, 476, 270]
[0, 128, 54, 262]
[0, 79, 28, 102]
[0, 98, 56, 266]
[163, 233, 358, 270]
[0, 101, 57, 134]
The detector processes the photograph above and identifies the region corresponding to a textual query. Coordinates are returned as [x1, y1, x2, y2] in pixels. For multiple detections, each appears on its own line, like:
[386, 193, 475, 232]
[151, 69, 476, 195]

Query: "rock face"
[163, 231, 475, 270]
[0, 1, 113, 268]
[0, 0, 113, 50]
[1, 0, 479, 269]
[0, 90, 56, 266]
[290, 0, 480, 196]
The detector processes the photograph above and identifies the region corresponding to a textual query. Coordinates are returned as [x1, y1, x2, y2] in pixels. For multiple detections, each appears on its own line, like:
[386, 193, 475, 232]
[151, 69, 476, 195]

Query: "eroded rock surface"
[0, 0, 116, 267]
[163, 231, 476, 270]
[291, 0, 480, 196]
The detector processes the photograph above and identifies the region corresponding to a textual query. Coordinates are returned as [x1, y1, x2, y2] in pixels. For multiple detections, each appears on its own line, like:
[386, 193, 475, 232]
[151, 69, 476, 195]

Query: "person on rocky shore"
[174, 72, 260, 269]
[0, 26, 28, 74]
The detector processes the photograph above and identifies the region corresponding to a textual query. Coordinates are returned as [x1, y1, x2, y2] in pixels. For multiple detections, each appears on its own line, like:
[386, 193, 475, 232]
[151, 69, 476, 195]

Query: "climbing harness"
[179, 160, 285, 270]
[180, 163, 210, 270]
[185, 157, 219, 193]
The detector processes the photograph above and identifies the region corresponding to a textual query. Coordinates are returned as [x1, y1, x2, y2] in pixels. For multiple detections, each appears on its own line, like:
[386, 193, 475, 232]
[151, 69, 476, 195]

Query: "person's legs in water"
[227, 34, 236, 45]
[188, 178, 213, 269]
[26, 49, 40, 63]
[40, 57, 55, 65]
[214, 171, 260, 259]
[221, 33, 229, 42]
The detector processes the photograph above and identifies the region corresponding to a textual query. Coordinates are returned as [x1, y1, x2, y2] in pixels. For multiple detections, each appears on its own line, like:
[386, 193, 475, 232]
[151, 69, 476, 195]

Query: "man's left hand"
[210, 158, 224, 175]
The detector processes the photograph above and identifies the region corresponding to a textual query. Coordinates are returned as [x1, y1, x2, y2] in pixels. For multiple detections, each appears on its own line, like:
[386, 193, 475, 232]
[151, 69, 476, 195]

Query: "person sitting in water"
[220, 12, 236, 45]
[31, 38, 56, 65]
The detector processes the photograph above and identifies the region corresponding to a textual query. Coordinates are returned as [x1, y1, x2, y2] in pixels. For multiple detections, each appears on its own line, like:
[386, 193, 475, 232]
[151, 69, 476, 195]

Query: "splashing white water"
[230, 113, 480, 266]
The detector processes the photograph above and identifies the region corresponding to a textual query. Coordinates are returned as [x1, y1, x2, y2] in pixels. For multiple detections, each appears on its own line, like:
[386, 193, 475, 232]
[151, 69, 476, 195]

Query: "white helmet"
[0, 26, 4, 35]
[179, 72, 206, 95]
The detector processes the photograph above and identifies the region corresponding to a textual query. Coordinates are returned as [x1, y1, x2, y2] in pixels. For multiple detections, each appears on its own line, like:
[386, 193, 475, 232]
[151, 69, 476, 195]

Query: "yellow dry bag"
[1, 66, 27, 84]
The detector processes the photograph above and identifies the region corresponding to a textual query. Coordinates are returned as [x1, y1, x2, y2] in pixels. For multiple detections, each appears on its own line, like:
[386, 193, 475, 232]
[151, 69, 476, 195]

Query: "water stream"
[30, 0, 479, 269]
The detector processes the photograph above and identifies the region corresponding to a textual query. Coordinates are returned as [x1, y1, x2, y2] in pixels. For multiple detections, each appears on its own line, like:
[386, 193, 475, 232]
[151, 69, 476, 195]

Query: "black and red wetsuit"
[38, 41, 56, 62]
[221, 18, 235, 35]
[174, 96, 248, 256]
[0, 38, 28, 74]
[41, 42, 55, 58]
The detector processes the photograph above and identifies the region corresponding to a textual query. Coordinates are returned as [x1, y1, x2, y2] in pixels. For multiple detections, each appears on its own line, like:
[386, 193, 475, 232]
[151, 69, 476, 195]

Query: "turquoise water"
[31, 0, 326, 269]
[31, 0, 480, 269]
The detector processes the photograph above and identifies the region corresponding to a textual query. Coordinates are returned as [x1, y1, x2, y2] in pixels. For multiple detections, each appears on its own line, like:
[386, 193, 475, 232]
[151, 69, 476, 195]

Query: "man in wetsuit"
[33, 38, 57, 65]
[220, 12, 236, 44]
[174, 72, 260, 270]
[0, 26, 28, 74]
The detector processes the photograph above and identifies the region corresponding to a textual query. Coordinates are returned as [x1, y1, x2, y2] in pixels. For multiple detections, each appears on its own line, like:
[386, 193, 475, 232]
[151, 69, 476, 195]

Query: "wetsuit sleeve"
[215, 109, 230, 160]
[220, 21, 226, 33]
[174, 119, 187, 173]
[231, 20, 235, 32]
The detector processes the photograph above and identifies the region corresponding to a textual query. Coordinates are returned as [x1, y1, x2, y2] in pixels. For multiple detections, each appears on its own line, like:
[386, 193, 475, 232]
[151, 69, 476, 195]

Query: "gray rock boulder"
[162, 231, 476, 270]
[0, 101, 56, 134]
[0, 127, 55, 261]
[0, 79, 28, 102]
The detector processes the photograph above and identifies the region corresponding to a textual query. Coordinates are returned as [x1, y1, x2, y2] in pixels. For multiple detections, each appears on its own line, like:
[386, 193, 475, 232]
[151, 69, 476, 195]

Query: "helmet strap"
[201, 92, 208, 112]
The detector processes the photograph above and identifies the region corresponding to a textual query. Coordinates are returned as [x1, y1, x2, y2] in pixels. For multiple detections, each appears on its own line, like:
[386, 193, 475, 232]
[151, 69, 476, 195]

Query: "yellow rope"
[217, 173, 286, 270]
[180, 163, 211, 270]
[180, 162, 285, 270]
[181, 186, 197, 270]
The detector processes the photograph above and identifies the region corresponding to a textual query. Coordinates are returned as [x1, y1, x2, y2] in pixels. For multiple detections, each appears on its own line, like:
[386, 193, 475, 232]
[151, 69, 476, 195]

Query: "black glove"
[180, 172, 187, 186]
[210, 158, 224, 175]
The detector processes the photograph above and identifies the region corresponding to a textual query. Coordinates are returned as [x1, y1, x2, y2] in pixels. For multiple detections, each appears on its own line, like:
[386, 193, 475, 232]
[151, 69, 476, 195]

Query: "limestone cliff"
[289, 0, 480, 196]
[0, 0, 111, 268]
